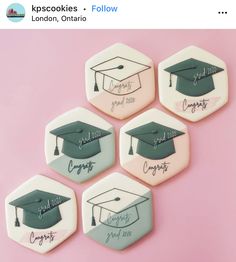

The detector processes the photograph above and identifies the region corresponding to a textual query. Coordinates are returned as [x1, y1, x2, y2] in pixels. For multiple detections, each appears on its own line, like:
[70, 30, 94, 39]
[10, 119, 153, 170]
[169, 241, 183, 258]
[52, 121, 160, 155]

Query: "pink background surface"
[0, 30, 236, 262]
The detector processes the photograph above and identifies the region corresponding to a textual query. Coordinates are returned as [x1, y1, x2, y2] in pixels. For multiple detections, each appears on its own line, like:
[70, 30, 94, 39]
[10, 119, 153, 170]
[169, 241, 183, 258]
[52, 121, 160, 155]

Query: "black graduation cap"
[164, 58, 224, 97]
[9, 190, 70, 229]
[126, 122, 185, 160]
[90, 56, 151, 94]
[50, 121, 111, 159]
[87, 188, 149, 228]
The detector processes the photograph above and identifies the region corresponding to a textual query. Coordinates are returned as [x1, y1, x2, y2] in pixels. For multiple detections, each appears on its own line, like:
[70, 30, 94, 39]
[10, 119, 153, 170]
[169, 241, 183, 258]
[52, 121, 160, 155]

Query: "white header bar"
[0, 0, 235, 29]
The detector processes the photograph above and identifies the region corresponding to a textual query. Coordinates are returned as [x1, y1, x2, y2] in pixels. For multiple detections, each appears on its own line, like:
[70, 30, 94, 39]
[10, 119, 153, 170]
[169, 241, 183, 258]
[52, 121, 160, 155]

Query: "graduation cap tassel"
[128, 136, 134, 155]
[91, 205, 96, 226]
[54, 137, 60, 156]
[169, 73, 172, 87]
[93, 65, 124, 92]
[15, 207, 20, 227]
[94, 72, 99, 92]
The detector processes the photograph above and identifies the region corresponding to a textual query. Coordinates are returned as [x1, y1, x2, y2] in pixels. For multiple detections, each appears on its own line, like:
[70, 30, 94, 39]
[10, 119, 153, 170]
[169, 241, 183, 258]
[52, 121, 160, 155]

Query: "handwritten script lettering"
[109, 80, 134, 94]
[105, 229, 132, 244]
[111, 96, 135, 112]
[29, 231, 56, 246]
[38, 198, 62, 219]
[182, 98, 209, 113]
[143, 161, 170, 175]
[78, 131, 102, 149]
[153, 131, 178, 148]
[193, 66, 217, 86]
[106, 212, 131, 227]
[68, 160, 95, 175]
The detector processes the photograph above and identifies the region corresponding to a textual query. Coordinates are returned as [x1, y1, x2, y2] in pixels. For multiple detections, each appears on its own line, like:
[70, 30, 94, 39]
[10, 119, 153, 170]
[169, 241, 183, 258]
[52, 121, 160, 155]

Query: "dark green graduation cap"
[126, 122, 185, 160]
[164, 58, 224, 97]
[9, 190, 70, 229]
[50, 121, 111, 159]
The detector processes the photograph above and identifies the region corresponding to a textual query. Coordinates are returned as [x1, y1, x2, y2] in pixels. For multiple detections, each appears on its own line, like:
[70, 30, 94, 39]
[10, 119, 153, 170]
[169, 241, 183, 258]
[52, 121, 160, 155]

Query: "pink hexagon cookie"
[5, 175, 77, 254]
[85, 43, 155, 119]
[158, 46, 228, 122]
[120, 109, 190, 186]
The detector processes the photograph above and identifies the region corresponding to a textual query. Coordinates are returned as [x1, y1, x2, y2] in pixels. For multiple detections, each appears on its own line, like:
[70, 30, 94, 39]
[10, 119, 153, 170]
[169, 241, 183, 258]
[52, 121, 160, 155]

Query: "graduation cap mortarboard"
[50, 121, 111, 159]
[9, 190, 70, 229]
[90, 56, 151, 94]
[164, 58, 224, 97]
[126, 122, 185, 160]
[87, 188, 149, 228]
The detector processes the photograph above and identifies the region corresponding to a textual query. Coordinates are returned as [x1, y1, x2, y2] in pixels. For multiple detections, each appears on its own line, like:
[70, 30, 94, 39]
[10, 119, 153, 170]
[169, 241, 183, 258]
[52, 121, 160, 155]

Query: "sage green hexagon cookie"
[82, 172, 153, 250]
[45, 107, 115, 183]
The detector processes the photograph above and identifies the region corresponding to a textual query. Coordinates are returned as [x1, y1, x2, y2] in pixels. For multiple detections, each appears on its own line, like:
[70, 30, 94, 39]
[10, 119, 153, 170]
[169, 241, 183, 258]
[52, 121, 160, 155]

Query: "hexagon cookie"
[82, 173, 152, 250]
[120, 109, 190, 186]
[158, 46, 228, 122]
[5, 175, 77, 254]
[85, 43, 155, 119]
[45, 107, 115, 183]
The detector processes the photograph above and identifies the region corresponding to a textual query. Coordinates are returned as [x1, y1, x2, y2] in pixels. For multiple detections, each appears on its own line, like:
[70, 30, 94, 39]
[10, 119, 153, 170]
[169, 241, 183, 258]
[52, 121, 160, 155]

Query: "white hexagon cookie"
[45, 107, 115, 183]
[158, 46, 228, 122]
[120, 109, 190, 186]
[82, 173, 153, 250]
[85, 43, 155, 119]
[5, 175, 77, 254]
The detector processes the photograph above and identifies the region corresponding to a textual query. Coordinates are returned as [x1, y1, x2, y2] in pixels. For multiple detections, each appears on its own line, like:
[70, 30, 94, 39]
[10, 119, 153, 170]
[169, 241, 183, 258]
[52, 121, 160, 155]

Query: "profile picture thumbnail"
[6, 3, 25, 22]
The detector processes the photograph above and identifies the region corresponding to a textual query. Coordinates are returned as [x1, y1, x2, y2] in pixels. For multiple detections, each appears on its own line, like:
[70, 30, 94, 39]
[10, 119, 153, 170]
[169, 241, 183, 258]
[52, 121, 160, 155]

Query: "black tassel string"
[54, 136, 59, 155]
[15, 207, 20, 227]
[128, 136, 134, 155]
